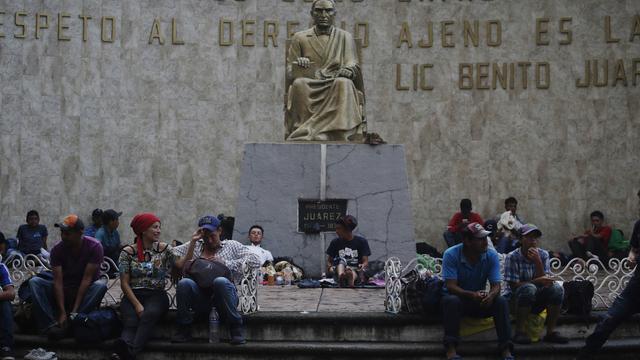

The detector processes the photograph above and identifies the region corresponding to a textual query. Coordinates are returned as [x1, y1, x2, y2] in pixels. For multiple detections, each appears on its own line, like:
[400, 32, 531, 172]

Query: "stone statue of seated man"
[285, 0, 365, 142]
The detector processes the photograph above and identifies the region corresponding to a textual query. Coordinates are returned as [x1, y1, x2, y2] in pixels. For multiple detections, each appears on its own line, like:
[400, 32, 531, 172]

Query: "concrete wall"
[0, 0, 638, 252]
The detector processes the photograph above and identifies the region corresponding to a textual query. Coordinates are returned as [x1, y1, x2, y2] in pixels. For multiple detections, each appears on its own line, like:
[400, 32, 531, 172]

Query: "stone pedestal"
[233, 143, 416, 277]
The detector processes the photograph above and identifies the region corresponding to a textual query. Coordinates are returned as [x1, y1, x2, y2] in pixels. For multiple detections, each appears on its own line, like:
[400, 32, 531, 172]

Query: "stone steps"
[13, 311, 640, 359]
[14, 337, 640, 360]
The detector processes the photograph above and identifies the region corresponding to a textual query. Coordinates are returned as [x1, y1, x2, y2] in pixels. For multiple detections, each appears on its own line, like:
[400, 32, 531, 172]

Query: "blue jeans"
[581, 269, 640, 355]
[0, 300, 13, 347]
[176, 277, 241, 327]
[513, 282, 564, 313]
[29, 276, 107, 331]
[120, 289, 169, 355]
[441, 294, 513, 352]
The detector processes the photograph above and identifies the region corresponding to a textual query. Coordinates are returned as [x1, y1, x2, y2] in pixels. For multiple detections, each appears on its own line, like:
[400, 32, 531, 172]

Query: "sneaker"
[113, 339, 134, 360]
[543, 331, 569, 344]
[585, 251, 599, 260]
[24, 348, 57, 360]
[0, 346, 15, 360]
[45, 325, 66, 341]
[512, 332, 532, 344]
[171, 325, 193, 343]
[229, 326, 246, 345]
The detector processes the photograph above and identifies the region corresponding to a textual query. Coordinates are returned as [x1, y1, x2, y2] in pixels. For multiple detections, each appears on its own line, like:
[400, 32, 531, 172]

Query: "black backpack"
[562, 280, 595, 316]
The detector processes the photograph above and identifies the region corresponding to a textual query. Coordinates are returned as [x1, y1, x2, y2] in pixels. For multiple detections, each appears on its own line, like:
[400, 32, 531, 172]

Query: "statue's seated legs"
[286, 77, 363, 141]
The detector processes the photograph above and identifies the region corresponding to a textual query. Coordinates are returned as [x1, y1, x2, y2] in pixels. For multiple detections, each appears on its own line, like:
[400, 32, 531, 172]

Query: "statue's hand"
[295, 57, 311, 68]
[337, 68, 353, 79]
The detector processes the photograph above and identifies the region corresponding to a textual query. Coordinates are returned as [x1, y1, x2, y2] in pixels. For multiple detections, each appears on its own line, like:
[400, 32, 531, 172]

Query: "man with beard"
[171, 215, 259, 345]
[440, 222, 513, 360]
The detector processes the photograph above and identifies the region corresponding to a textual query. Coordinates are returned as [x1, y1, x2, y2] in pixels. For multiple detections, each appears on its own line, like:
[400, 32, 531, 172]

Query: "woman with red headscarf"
[111, 213, 175, 360]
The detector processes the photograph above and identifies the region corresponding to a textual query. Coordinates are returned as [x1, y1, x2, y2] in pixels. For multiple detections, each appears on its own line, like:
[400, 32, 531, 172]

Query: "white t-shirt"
[246, 244, 274, 266]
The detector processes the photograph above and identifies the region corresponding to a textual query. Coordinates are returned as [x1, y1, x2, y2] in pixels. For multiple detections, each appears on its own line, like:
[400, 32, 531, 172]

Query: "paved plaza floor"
[256, 286, 386, 312]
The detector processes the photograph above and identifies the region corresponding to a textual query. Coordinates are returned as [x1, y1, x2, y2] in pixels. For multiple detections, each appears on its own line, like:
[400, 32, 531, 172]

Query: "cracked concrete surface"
[233, 143, 416, 277]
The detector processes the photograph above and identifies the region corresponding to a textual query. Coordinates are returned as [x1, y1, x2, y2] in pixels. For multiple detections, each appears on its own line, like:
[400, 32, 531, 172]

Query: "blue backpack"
[72, 308, 122, 343]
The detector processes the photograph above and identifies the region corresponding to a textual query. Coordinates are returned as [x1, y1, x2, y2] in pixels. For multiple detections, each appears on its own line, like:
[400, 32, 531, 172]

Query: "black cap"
[102, 209, 123, 223]
[91, 208, 103, 218]
[336, 215, 358, 231]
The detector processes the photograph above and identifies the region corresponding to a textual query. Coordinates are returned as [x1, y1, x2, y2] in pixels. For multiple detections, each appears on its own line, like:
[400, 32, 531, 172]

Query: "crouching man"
[171, 215, 260, 345]
[441, 223, 514, 360]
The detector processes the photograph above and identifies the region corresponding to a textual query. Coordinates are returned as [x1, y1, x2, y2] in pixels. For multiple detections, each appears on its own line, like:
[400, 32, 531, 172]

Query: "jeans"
[513, 282, 564, 313]
[441, 294, 513, 352]
[29, 276, 107, 331]
[120, 289, 169, 355]
[582, 269, 640, 354]
[176, 277, 241, 327]
[569, 236, 608, 263]
[0, 300, 13, 347]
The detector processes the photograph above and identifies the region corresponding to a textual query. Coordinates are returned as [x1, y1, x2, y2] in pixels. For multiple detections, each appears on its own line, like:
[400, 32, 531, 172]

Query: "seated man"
[84, 208, 103, 238]
[443, 199, 484, 248]
[245, 225, 274, 266]
[172, 215, 260, 345]
[568, 210, 612, 262]
[28, 214, 107, 340]
[495, 197, 524, 254]
[578, 191, 640, 359]
[326, 215, 371, 287]
[441, 223, 513, 360]
[0, 262, 16, 360]
[285, 0, 364, 141]
[0, 232, 7, 261]
[504, 224, 568, 344]
[95, 209, 122, 266]
[16, 210, 49, 258]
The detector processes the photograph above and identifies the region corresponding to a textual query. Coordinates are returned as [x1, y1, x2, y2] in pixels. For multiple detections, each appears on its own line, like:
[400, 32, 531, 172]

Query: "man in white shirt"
[245, 225, 274, 266]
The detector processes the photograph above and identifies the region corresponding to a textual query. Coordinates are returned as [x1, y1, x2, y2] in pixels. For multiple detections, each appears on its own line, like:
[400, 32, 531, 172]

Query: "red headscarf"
[130, 213, 161, 262]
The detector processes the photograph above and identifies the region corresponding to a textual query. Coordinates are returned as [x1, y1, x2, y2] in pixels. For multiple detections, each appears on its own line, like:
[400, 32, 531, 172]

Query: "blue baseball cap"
[198, 215, 221, 232]
[520, 224, 542, 237]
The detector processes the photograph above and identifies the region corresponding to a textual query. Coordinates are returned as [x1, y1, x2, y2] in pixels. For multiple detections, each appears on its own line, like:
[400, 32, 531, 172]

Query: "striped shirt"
[172, 239, 260, 283]
[504, 247, 550, 295]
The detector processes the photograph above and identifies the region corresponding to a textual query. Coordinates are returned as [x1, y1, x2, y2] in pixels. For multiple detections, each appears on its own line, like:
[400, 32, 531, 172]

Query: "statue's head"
[311, 0, 336, 29]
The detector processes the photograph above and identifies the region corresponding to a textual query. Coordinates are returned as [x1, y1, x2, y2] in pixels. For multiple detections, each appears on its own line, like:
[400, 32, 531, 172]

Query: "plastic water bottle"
[283, 266, 293, 286]
[209, 307, 220, 343]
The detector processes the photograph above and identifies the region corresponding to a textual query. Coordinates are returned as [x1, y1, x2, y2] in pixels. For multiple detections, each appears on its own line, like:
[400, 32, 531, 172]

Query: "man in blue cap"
[171, 215, 259, 345]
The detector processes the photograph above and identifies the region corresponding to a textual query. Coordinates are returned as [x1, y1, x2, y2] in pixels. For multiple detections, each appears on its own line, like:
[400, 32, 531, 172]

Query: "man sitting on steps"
[326, 215, 370, 287]
[504, 224, 568, 344]
[440, 222, 514, 360]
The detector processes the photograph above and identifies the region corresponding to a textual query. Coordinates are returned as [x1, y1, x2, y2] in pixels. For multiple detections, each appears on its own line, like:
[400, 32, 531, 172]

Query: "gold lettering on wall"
[536, 18, 550, 45]
[420, 64, 434, 90]
[459, 63, 473, 89]
[559, 17, 572, 45]
[535, 62, 550, 89]
[79, 15, 91, 42]
[593, 59, 608, 87]
[395, 64, 410, 90]
[397, 21, 412, 48]
[286, 21, 299, 39]
[631, 15, 640, 42]
[264, 21, 278, 47]
[219, 19, 233, 46]
[613, 59, 628, 87]
[149, 18, 164, 45]
[605, 16, 620, 43]
[441, 20, 454, 47]
[355, 22, 369, 48]
[476, 62, 490, 89]
[486, 20, 501, 47]
[172, 18, 184, 45]
[418, 22, 433, 48]
[241, 19, 255, 46]
[101, 16, 115, 42]
[492, 63, 507, 89]
[0, 11, 4, 38]
[463, 20, 479, 47]
[57, 13, 70, 41]
[634, 59, 640, 86]
[576, 60, 591, 88]
[35, 12, 49, 39]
